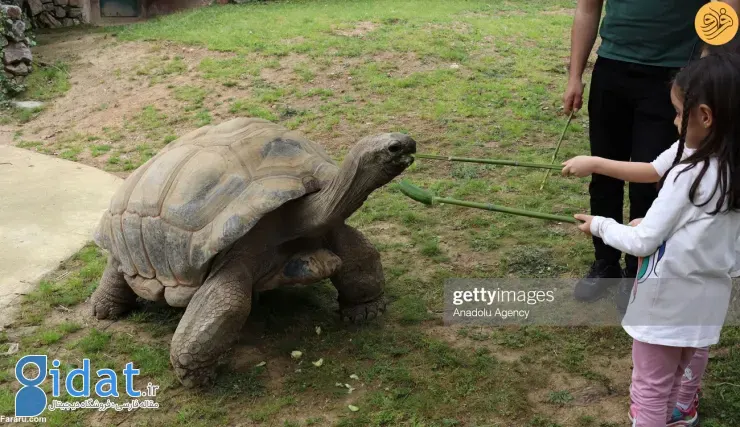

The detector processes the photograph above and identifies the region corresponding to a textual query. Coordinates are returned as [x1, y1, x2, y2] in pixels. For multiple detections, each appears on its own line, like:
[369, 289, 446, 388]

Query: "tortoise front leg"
[90, 257, 138, 320]
[170, 258, 253, 388]
[325, 224, 387, 322]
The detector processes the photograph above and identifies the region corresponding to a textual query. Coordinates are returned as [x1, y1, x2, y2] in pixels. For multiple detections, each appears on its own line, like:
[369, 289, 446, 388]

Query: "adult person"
[563, 0, 740, 312]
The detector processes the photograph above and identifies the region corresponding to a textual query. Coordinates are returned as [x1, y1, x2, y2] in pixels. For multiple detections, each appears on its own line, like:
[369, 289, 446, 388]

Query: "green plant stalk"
[415, 154, 562, 170]
[399, 180, 577, 223]
[539, 110, 575, 190]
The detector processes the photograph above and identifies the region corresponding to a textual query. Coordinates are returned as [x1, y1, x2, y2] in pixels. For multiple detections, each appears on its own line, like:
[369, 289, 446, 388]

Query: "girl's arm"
[586, 166, 693, 257]
[562, 156, 660, 183]
[564, 141, 680, 183]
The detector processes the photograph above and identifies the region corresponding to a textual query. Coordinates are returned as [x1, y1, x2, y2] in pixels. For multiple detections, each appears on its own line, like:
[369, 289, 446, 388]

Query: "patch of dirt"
[373, 51, 441, 77]
[426, 325, 525, 363]
[10, 33, 245, 175]
[542, 8, 575, 16]
[363, 222, 412, 246]
[27, 35, 234, 138]
[281, 36, 307, 45]
[333, 21, 378, 37]
[259, 52, 361, 95]
[528, 371, 628, 425]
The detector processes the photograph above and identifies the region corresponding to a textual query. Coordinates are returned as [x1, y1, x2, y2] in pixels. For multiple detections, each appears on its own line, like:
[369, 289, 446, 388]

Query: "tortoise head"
[289, 132, 417, 229]
[346, 132, 417, 188]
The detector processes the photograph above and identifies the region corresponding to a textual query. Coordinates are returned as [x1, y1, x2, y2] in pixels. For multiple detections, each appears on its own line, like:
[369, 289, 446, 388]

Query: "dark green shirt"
[598, 0, 708, 68]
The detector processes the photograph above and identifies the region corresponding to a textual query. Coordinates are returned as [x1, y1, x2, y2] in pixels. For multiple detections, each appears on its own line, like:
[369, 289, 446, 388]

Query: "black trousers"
[587, 57, 679, 274]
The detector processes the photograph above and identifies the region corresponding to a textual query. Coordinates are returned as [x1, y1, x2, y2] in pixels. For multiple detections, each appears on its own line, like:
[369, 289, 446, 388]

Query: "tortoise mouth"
[384, 153, 414, 176]
[386, 135, 416, 173]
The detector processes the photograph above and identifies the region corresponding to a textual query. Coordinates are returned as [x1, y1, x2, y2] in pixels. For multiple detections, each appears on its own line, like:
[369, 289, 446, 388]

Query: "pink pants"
[630, 340, 698, 427]
[677, 346, 709, 407]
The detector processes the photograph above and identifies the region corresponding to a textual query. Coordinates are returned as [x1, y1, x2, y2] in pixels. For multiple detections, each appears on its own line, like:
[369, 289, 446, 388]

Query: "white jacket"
[591, 155, 740, 347]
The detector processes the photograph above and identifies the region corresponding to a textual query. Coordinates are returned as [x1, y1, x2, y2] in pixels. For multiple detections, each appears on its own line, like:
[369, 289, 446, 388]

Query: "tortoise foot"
[90, 258, 138, 320]
[172, 360, 217, 389]
[91, 293, 136, 320]
[340, 295, 388, 323]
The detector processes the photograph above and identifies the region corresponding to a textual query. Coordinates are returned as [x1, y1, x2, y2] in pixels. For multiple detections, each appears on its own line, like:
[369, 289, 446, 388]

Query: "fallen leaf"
[315, 326, 322, 335]
[335, 383, 344, 387]
[255, 361, 266, 367]
[291, 351, 302, 360]
[349, 374, 359, 380]
[312, 358, 324, 367]
[348, 405, 359, 412]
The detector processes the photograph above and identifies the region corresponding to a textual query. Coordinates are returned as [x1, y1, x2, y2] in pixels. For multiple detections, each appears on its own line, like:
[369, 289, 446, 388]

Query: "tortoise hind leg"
[90, 257, 138, 320]
[325, 224, 387, 323]
[170, 259, 253, 388]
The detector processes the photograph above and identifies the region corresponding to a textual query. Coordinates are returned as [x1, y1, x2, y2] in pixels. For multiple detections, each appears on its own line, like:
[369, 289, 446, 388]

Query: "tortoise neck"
[293, 152, 372, 233]
[317, 152, 371, 220]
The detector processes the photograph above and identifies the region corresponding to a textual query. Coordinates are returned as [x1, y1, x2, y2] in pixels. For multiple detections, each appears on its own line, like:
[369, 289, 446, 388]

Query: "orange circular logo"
[695, 1, 739, 45]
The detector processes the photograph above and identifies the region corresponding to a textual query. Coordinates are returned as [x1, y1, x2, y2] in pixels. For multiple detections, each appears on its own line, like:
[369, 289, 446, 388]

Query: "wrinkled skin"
[90, 132, 416, 388]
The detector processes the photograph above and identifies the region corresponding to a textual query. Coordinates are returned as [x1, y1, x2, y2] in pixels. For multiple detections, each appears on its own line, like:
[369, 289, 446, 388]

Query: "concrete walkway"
[0, 145, 122, 330]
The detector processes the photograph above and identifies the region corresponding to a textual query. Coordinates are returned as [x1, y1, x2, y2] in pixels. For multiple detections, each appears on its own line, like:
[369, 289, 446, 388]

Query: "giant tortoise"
[90, 117, 416, 387]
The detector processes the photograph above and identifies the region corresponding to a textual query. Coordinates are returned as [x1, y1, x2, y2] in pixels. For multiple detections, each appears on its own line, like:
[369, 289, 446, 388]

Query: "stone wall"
[1, 3, 33, 84]
[26, 0, 83, 28]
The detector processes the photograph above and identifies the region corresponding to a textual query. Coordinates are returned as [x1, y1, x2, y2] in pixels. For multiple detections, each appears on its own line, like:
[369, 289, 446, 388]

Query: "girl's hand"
[562, 156, 598, 177]
[629, 218, 643, 226]
[574, 214, 594, 235]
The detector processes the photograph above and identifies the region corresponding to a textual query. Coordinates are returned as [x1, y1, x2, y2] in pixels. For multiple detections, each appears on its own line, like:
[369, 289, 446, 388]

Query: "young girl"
[571, 53, 740, 427]
[562, 45, 740, 426]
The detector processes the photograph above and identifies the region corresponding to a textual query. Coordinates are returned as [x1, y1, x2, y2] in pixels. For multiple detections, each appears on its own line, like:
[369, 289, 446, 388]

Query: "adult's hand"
[564, 0, 603, 113]
[563, 79, 584, 114]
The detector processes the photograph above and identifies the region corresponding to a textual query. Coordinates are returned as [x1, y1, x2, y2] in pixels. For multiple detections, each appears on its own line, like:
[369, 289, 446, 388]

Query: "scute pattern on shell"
[94, 118, 338, 291]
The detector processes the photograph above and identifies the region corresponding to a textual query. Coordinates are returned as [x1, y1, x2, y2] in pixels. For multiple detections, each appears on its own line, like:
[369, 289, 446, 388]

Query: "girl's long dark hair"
[659, 52, 740, 214]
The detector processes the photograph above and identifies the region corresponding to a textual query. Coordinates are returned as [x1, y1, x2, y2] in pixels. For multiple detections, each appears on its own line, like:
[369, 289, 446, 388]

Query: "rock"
[67, 7, 81, 18]
[11, 100, 44, 109]
[62, 17, 73, 26]
[3, 42, 32, 65]
[1, 5, 22, 19]
[55, 6, 65, 17]
[72, 18, 79, 25]
[5, 62, 29, 76]
[41, 0, 53, 3]
[68, 0, 81, 6]
[52, 0, 67, 6]
[27, 0, 44, 15]
[4, 343, 19, 355]
[37, 11, 61, 27]
[0, 38, 7, 48]
[43, 2, 54, 11]
[7, 20, 26, 42]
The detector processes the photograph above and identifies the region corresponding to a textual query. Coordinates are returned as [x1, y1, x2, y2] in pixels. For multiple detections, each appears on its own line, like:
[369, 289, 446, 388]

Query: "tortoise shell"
[94, 118, 338, 304]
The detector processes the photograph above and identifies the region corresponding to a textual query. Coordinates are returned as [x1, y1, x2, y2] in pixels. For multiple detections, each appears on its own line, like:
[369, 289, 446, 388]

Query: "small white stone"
[11, 100, 44, 110]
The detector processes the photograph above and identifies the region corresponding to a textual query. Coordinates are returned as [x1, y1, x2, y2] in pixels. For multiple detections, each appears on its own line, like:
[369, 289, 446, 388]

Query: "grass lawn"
[3, 1, 740, 426]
